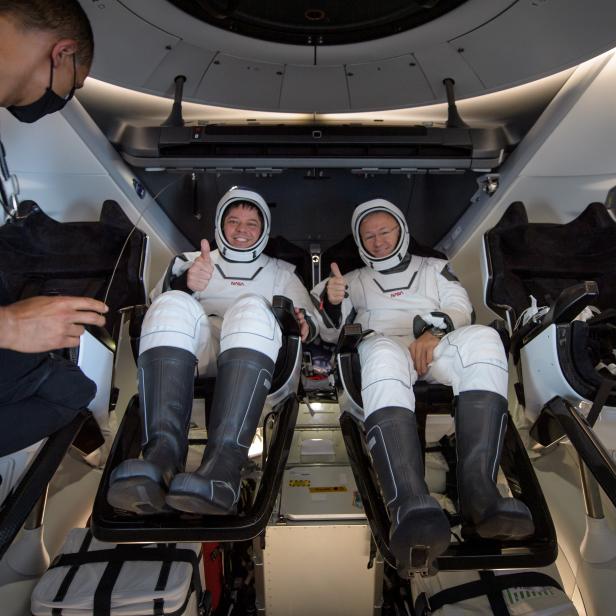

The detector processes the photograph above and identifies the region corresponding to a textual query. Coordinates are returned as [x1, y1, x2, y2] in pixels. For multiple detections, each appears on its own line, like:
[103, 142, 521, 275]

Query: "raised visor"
[118, 124, 507, 171]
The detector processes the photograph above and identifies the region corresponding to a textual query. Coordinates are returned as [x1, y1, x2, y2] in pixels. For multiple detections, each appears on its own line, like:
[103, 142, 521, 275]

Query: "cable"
[102, 175, 183, 306]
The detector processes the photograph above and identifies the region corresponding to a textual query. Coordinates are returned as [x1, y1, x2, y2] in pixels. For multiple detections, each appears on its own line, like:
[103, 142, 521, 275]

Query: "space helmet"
[214, 187, 271, 262]
[351, 198, 410, 271]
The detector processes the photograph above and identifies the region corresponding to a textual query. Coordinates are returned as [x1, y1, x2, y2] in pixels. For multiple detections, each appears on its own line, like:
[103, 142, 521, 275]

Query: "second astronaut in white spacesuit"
[108, 187, 317, 516]
[313, 199, 534, 571]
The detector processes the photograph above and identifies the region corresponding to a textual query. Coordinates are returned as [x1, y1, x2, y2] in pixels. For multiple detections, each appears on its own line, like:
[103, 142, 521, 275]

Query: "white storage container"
[31, 529, 205, 616]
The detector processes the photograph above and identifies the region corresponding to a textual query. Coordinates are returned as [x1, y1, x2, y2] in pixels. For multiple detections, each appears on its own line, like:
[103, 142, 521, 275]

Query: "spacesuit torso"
[313, 254, 472, 344]
[154, 249, 315, 326]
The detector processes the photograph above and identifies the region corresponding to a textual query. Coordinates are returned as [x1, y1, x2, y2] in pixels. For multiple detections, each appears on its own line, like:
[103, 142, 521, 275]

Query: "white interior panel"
[120, 0, 313, 66]
[143, 42, 216, 99]
[414, 43, 485, 99]
[347, 55, 434, 110]
[78, 1, 616, 112]
[522, 51, 616, 177]
[280, 65, 350, 113]
[196, 55, 285, 110]
[81, 1, 180, 88]
[314, 0, 514, 66]
[454, 0, 616, 90]
[262, 524, 376, 616]
[0, 110, 105, 176]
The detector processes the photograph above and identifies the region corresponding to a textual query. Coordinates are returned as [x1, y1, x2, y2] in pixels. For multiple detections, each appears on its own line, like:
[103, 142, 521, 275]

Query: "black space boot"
[166, 347, 274, 515]
[107, 346, 196, 514]
[365, 407, 451, 574]
[456, 390, 535, 540]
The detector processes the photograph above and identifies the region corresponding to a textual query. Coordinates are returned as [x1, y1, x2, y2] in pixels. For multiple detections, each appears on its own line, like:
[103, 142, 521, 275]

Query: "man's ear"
[50, 39, 77, 68]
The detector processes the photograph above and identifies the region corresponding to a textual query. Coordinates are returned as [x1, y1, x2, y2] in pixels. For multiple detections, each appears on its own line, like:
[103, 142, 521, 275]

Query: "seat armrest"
[511, 281, 598, 362]
[546, 281, 599, 326]
[127, 304, 148, 363]
[335, 323, 364, 354]
[272, 295, 300, 337]
[335, 325, 365, 415]
[77, 329, 115, 429]
[71, 414, 105, 456]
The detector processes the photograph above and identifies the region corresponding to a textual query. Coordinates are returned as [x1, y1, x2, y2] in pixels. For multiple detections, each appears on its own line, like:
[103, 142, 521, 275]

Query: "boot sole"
[108, 461, 170, 514]
[165, 491, 235, 515]
[474, 512, 535, 540]
[390, 503, 451, 574]
[107, 476, 169, 514]
[166, 473, 237, 515]
[468, 499, 535, 540]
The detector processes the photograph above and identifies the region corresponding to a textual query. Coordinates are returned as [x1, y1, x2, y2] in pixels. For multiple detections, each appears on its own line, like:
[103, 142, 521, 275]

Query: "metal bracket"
[471, 173, 500, 202]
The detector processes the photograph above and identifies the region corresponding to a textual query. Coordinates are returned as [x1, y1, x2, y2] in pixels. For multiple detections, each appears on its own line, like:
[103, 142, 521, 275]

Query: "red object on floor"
[202, 542, 223, 610]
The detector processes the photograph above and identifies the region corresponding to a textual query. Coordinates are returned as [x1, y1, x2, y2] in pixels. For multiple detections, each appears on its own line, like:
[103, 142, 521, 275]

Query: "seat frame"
[92, 296, 302, 543]
[336, 325, 557, 573]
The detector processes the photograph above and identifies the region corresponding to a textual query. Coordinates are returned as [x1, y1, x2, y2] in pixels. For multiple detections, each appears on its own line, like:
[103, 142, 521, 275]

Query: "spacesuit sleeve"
[149, 251, 199, 301]
[310, 275, 356, 344]
[275, 268, 320, 343]
[425, 260, 473, 332]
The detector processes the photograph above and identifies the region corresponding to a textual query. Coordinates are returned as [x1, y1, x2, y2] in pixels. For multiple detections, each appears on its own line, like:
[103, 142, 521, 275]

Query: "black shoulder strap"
[51, 529, 94, 615]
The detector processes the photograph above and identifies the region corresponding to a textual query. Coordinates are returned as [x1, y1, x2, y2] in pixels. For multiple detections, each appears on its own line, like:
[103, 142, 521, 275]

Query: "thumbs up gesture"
[187, 239, 214, 293]
[326, 262, 347, 306]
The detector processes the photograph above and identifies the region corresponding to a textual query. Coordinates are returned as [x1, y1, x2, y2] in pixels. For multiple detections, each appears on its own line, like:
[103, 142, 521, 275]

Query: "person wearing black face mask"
[0, 1, 91, 120]
[7, 54, 77, 124]
[0, 1, 109, 457]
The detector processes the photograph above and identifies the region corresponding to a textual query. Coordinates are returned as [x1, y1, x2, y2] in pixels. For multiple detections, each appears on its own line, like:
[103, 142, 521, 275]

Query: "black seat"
[484, 201, 616, 327]
[335, 324, 557, 574]
[484, 203, 616, 402]
[0, 200, 148, 344]
[92, 295, 302, 543]
[0, 201, 148, 558]
[483, 202, 616, 512]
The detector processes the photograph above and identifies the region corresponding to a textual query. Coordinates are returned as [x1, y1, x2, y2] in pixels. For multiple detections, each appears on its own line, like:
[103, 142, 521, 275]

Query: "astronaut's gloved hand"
[409, 331, 441, 376]
[326, 262, 348, 305]
[187, 239, 214, 293]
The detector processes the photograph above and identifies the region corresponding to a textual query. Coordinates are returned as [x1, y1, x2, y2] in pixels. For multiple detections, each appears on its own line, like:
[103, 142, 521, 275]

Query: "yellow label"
[288, 479, 311, 487]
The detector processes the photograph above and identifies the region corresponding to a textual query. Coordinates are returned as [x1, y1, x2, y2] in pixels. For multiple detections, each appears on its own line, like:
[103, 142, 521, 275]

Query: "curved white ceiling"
[81, 0, 616, 113]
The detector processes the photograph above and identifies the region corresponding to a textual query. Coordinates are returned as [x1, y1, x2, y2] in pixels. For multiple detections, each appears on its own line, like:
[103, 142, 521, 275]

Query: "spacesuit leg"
[429, 325, 534, 539]
[359, 335, 450, 572]
[108, 291, 209, 514]
[167, 294, 282, 515]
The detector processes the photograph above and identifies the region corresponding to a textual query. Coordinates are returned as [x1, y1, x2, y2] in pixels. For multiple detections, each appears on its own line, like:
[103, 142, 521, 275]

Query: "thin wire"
[102, 175, 183, 306]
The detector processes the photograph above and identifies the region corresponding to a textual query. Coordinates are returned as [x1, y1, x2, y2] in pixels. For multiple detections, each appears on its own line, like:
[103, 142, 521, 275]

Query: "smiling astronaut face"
[359, 210, 401, 259]
[222, 203, 264, 250]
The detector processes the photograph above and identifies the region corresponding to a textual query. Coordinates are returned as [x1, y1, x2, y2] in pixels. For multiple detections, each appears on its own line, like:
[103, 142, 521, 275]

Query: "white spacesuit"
[312, 199, 533, 572]
[108, 188, 317, 516]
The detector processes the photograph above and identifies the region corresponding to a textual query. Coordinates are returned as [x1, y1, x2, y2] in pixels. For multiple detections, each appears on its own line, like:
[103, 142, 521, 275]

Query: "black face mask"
[7, 55, 76, 124]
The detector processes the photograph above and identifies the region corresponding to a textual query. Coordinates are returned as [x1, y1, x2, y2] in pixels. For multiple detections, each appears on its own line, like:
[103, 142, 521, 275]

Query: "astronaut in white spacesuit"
[108, 187, 317, 516]
[312, 199, 534, 571]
